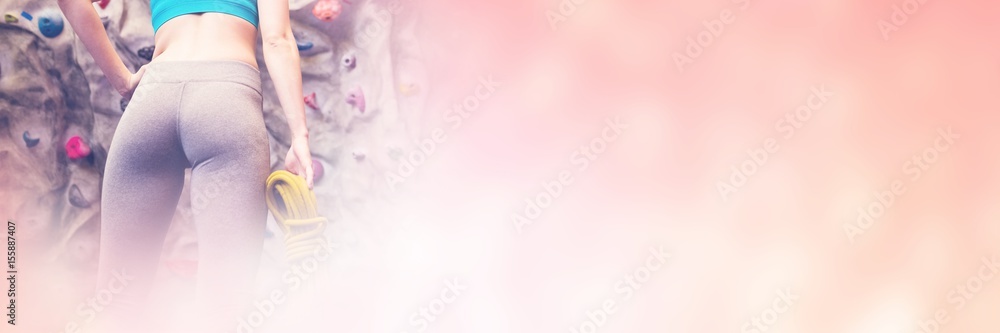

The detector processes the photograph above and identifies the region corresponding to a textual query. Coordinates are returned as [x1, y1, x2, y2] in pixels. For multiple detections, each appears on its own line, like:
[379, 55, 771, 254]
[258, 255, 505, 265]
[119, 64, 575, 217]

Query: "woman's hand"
[118, 65, 147, 101]
[284, 135, 315, 189]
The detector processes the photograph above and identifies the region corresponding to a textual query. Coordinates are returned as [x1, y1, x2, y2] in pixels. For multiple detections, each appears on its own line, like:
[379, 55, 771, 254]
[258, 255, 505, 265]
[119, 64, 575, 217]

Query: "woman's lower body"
[91, 60, 270, 333]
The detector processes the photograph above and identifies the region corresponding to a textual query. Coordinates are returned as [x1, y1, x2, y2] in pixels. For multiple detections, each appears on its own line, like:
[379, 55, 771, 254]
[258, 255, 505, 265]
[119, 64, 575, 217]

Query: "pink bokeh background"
[12, 0, 1000, 332]
[395, 0, 1000, 332]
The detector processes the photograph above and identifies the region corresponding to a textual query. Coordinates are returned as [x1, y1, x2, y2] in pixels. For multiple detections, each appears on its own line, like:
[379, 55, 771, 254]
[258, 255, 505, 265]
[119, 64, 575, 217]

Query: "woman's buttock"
[150, 13, 259, 70]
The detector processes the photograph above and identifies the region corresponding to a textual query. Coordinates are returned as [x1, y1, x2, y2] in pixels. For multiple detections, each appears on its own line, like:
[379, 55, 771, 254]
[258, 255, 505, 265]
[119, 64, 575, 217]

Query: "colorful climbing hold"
[297, 41, 313, 51]
[387, 145, 403, 160]
[98, 0, 111, 9]
[20, 11, 32, 21]
[38, 13, 64, 38]
[65, 136, 91, 160]
[399, 83, 420, 97]
[312, 0, 342, 21]
[68, 184, 91, 208]
[352, 150, 365, 161]
[304, 92, 319, 110]
[312, 159, 324, 182]
[4, 13, 18, 24]
[22, 131, 39, 148]
[346, 87, 366, 114]
[341, 53, 356, 70]
[137, 46, 154, 61]
[165, 260, 198, 278]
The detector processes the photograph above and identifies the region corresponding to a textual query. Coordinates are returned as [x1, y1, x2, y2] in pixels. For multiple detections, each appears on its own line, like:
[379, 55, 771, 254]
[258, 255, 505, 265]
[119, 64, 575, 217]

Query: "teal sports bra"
[150, 0, 259, 34]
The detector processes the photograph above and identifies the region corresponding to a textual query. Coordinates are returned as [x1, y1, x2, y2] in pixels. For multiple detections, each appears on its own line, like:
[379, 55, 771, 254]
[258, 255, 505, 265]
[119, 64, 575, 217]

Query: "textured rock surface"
[0, 0, 429, 281]
[0, 24, 104, 269]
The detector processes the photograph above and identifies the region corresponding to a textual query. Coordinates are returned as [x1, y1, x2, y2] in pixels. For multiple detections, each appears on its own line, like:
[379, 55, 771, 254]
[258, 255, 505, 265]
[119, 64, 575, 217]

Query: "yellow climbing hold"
[399, 83, 420, 97]
[265, 169, 329, 263]
[4, 13, 18, 24]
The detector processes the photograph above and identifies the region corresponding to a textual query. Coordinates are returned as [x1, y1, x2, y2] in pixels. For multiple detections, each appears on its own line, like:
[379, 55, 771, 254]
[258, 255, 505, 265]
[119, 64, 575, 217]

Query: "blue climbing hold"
[297, 41, 313, 51]
[22, 131, 39, 148]
[38, 14, 63, 38]
[137, 46, 154, 61]
[20, 11, 32, 21]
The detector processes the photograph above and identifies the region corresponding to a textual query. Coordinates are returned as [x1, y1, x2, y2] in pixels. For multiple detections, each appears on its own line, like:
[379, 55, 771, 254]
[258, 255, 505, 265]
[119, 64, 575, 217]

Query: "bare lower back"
[150, 12, 259, 70]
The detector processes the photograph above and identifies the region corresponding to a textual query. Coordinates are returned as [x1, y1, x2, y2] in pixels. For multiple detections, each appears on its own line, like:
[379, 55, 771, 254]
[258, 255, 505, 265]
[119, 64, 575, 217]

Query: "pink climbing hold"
[304, 92, 319, 110]
[312, 0, 342, 21]
[311, 159, 324, 182]
[65, 136, 91, 160]
[346, 87, 366, 114]
[165, 259, 198, 278]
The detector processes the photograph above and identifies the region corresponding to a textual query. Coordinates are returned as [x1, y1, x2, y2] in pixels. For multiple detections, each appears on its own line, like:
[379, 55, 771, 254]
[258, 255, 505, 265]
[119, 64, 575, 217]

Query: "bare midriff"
[150, 12, 258, 70]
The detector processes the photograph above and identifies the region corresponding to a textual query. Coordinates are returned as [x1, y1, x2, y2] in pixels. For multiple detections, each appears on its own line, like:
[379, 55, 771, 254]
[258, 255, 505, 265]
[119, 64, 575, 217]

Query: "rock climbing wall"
[0, 0, 430, 299]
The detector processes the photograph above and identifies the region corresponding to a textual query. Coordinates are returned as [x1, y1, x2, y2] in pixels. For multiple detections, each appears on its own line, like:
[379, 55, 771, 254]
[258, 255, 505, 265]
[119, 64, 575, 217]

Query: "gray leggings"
[94, 60, 270, 333]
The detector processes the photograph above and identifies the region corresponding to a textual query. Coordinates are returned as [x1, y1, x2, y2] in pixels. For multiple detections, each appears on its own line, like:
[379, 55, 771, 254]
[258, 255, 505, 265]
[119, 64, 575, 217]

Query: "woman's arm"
[57, 0, 133, 95]
[258, 0, 308, 139]
[259, 0, 313, 187]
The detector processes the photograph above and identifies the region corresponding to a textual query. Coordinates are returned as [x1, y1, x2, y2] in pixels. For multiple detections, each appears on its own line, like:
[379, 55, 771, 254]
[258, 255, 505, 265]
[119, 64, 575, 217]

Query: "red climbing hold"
[304, 92, 319, 110]
[65, 136, 91, 160]
[98, 0, 111, 9]
[312, 0, 342, 21]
